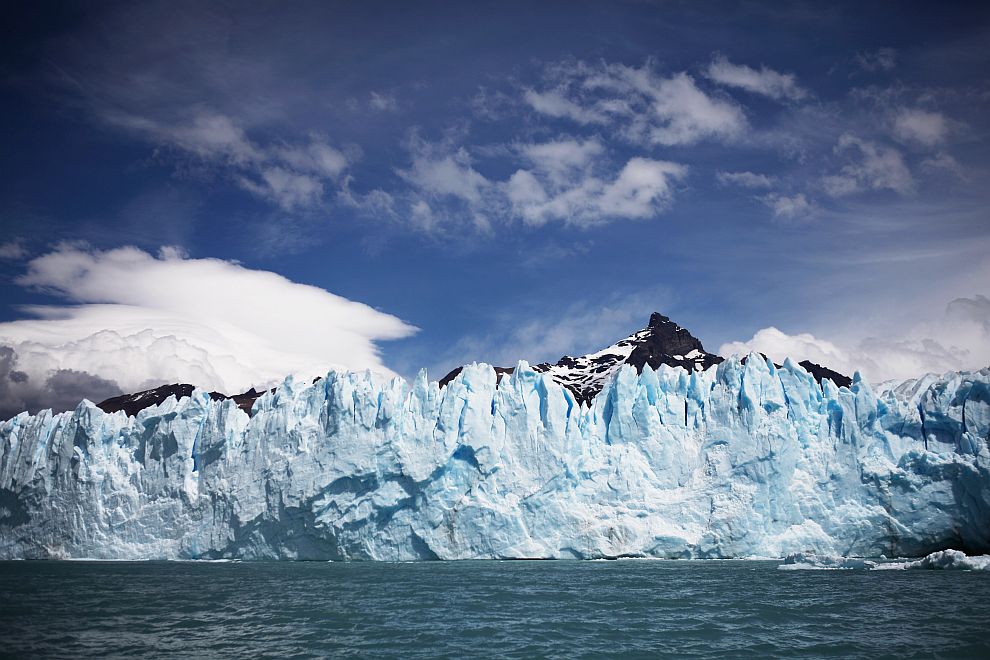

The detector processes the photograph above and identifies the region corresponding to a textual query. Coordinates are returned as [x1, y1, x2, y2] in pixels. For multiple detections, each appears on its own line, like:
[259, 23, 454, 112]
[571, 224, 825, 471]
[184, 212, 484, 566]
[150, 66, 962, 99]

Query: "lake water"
[1, 560, 987, 658]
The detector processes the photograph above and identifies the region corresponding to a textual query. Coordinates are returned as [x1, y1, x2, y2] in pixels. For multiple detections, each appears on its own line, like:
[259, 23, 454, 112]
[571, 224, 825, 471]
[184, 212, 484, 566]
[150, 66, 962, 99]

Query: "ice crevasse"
[0, 354, 988, 560]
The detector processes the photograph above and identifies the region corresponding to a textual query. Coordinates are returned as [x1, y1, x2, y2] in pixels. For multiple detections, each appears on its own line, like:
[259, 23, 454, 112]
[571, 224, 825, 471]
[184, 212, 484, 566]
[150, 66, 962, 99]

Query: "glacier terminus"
[0, 314, 988, 561]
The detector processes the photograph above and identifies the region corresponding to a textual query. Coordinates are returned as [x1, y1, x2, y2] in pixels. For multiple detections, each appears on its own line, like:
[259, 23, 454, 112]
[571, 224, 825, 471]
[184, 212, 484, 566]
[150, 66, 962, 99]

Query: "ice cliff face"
[1, 355, 989, 560]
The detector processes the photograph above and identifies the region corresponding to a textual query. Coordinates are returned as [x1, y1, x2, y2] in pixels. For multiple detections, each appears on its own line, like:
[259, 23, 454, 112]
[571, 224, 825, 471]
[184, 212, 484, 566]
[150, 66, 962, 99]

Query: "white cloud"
[856, 48, 897, 72]
[158, 112, 262, 164]
[396, 136, 686, 230]
[716, 170, 775, 189]
[760, 192, 814, 220]
[892, 108, 949, 146]
[719, 295, 990, 383]
[705, 55, 807, 102]
[505, 139, 687, 227]
[369, 92, 398, 112]
[599, 158, 688, 218]
[273, 140, 349, 178]
[635, 71, 747, 145]
[523, 88, 608, 125]
[823, 134, 914, 197]
[0, 245, 416, 403]
[526, 62, 747, 146]
[518, 138, 605, 184]
[397, 141, 490, 204]
[720, 327, 859, 377]
[0, 240, 27, 260]
[409, 199, 438, 232]
[238, 167, 324, 210]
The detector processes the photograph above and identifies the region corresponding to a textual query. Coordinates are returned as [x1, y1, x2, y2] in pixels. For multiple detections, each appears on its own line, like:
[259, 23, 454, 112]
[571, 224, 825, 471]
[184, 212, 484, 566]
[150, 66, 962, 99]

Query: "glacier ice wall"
[1, 355, 988, 560]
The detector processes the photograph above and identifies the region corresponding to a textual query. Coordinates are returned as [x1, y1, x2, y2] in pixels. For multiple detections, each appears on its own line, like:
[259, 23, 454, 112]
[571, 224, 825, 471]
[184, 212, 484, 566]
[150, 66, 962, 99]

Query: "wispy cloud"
[716, 170, 775, 189]
[522, 88, 608, 125]
[106, 109, 353, 210]
[395, 135, 688, 231]
[369, 91, 398, 112]
[822, 134, 914, 197]
[0, 240, 27, 260]
[397, 138, 491, 204]
[921, 152, 968, 180]
[525, 61, 747, 146]
[705, 55, 808, 102]
[892, 108, 950, 146]
[506, 151, 688, 227]
[856, 47, 897, 72]
[760, 192, 815, 220]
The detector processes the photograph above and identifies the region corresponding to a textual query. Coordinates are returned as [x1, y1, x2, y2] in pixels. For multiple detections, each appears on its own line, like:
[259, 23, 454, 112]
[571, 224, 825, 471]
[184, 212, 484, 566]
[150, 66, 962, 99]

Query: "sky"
[1, 0, 989, 416]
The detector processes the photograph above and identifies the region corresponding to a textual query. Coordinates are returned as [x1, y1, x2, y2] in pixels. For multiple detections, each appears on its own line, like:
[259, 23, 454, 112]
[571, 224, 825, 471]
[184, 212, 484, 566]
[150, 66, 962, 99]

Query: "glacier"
[1, 354, 989, 560]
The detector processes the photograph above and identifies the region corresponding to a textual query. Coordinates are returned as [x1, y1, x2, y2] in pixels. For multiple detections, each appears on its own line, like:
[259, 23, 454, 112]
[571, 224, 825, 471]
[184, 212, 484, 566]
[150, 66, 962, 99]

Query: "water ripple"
[1, 560, 988, 658]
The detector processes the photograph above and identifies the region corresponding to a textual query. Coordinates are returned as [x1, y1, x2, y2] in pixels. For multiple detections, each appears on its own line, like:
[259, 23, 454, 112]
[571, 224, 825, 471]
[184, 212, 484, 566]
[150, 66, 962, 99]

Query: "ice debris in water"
[778, 553, 877, 570]
[876, 550, 990, 571]
[1, 357, 989, 560]
[780, 549, 990, 571]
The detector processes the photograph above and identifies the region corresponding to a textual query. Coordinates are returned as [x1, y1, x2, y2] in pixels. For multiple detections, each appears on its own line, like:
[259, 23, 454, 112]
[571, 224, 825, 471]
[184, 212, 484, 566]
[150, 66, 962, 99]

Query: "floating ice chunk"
[874, 550, 990, 571]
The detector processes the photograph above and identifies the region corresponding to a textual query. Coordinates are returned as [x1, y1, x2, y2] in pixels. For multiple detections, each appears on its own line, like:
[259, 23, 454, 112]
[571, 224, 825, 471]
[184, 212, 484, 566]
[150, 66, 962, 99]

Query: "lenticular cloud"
[0, 245, 416, 403]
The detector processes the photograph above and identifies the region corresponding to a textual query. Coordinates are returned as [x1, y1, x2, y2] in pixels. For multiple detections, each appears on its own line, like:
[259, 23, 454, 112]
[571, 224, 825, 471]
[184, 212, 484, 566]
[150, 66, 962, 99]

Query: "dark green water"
[0, 560, 988, 658]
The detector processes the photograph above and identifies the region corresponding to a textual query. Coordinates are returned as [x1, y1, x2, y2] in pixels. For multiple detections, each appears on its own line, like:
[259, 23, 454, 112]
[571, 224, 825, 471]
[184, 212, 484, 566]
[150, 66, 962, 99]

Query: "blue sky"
[1, 1, 989, 414]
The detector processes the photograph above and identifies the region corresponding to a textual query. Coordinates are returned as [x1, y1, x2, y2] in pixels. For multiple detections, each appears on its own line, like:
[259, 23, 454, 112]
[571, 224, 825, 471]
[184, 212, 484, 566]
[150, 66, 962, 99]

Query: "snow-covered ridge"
[1, 355, 988, 560]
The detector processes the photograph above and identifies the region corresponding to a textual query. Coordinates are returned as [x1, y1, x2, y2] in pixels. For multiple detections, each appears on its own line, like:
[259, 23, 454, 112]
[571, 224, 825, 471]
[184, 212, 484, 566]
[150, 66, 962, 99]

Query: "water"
[1, 560, 988, 658]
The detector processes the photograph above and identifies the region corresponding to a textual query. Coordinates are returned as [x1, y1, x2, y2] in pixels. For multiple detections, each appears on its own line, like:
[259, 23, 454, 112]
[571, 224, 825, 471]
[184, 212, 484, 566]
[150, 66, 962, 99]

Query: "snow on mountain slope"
[1, 353, 988, 561]
[531, 312, 724, 404]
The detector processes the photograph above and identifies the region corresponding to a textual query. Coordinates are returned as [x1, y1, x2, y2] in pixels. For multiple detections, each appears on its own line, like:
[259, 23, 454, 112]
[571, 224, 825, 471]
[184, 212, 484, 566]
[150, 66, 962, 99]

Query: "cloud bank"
[0, 245, 416, 416]
[719, 295, 990, 383]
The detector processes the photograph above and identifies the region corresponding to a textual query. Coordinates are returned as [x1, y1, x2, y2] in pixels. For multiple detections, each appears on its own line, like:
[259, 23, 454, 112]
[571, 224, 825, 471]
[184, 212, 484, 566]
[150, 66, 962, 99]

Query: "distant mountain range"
[98, 312, 852, 417]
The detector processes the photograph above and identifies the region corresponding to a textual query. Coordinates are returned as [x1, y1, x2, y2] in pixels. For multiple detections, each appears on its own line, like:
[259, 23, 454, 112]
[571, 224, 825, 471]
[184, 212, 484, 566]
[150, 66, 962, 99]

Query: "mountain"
[98, 384, 267, 417]
[1, 335, 988, 560]
[442, 312, 849, 404]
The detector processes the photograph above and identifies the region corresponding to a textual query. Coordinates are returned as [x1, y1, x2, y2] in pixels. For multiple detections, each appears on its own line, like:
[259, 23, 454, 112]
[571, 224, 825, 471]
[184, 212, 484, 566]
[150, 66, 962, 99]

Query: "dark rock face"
[797, 360, 853, 389]
[739, 354, 854, 390]
[438, 366, 515, 389]
[97, 384, 198, 417]
[624, 312, 725, 375]
[529, 312, 726, 404]
[221, 388, 269, 415]
[97, 384, 268, 417]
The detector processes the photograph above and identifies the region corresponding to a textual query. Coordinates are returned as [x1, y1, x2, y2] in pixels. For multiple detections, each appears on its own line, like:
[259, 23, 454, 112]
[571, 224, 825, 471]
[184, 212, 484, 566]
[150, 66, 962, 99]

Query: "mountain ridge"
[96, 312, 852, 418]
[440, 312, 851, 405]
